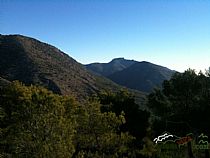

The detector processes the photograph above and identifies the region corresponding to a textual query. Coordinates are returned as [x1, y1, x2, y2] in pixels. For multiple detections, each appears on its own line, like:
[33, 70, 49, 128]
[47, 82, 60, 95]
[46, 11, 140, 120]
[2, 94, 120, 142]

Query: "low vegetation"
[1, 66, 210, 158]
[0, 81, 149, 157]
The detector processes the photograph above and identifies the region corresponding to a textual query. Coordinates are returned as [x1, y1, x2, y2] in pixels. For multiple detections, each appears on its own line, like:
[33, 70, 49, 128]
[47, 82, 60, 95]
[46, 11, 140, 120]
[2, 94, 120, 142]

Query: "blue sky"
[1, 0, 210, 72]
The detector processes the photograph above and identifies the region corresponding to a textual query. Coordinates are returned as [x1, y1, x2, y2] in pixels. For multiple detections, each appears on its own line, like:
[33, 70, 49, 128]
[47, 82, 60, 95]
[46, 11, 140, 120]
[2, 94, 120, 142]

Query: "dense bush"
[0, 82, 139, 157]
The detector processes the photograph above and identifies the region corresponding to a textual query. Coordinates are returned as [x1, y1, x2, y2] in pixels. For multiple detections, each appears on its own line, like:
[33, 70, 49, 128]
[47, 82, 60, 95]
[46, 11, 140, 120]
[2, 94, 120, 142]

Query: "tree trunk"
[205, 149, 210, 158]
[187, 141, 194, 158]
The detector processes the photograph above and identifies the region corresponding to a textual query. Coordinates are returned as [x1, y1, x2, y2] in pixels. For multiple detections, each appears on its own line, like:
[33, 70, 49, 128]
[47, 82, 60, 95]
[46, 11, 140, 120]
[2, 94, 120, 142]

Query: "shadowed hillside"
[0, 76, 10, 88]
[0, 34, 146, 103]
[0, 35, 120, 99]
[86, 59, 175, 93]
[108, 61, 175, 92]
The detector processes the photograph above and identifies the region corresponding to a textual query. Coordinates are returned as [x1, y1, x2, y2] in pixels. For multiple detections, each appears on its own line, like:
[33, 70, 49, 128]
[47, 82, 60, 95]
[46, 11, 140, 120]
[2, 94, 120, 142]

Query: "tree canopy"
[147, 69, 210, 158]
[0, 81, 140, 158]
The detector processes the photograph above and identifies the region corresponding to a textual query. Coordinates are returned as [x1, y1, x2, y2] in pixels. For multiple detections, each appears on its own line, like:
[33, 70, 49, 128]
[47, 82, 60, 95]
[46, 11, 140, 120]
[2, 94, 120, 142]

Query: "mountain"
[108, 61, 174, 92]
[85, 58, 137, 76]
[0, 34, 123, 100]
[86, 59, 175, 93]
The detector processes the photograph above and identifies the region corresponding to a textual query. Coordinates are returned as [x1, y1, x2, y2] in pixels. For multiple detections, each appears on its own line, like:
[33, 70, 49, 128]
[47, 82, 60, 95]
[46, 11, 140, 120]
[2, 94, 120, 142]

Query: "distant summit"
[110, 57, 125, 62]
[86, 58, 175, 92]
[85, 58, 137, 76]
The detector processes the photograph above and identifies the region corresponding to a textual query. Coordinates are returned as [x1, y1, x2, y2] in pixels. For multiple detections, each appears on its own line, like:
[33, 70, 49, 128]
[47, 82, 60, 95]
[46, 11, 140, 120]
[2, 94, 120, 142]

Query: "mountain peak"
[111, 57, 125, 62]
[85, 57, 137, 76]
[140, 61, 150, 64]
[110, 57, 137, 63]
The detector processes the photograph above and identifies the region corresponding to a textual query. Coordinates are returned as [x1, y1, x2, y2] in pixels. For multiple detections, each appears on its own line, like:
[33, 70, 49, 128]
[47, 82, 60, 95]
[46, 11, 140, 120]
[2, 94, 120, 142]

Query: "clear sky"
[1, 0, 210, 72]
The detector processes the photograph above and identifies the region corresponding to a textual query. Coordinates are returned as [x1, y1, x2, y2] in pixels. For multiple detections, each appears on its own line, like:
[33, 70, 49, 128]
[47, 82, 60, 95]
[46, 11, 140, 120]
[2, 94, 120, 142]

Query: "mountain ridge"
[86, 58, 175, 92]
[0, 34, 146, 104]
